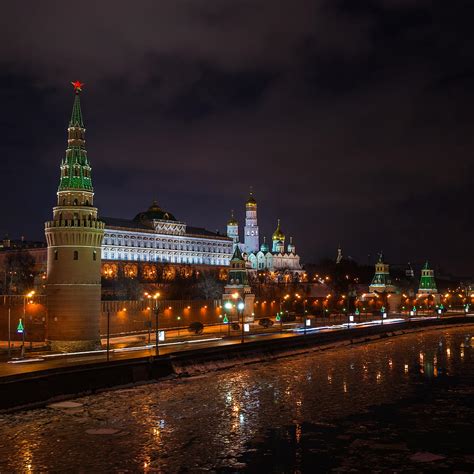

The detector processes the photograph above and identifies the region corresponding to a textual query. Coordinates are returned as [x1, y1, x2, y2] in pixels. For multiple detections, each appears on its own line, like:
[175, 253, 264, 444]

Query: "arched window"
[73, 250, 79, 260]
[54, 250, 58, 260]
[73, 199, 78, 206]
[85, 200, 90, 206]
[93, 250, 97, 261]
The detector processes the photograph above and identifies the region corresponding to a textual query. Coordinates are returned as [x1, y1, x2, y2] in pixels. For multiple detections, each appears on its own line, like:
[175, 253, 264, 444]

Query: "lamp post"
[144, 293, 152, 344]
[22, 290, 34, 354]
[106, 309, 110, 361]
[7, 304, 11, 358]
[153, 292, 160, 356]
[238, 300, 245, 343]
[224, 301, 233, 337]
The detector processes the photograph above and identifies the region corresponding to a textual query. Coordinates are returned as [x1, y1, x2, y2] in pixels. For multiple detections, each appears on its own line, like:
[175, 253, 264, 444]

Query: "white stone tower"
[44, 82, 105, 351]
[244, 191, 259, 253]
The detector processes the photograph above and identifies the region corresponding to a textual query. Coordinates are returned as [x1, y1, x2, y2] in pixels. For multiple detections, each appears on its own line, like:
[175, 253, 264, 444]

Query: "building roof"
[102, 216, 229, 240]
[227, 209, 238, 226]
[102, 216, 151, 230]
[134, 201, 177, 222]
[272, 219, 285, 241]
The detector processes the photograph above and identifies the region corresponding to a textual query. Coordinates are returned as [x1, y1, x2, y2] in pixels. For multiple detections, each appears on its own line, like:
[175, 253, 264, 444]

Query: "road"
[0, 313, 471, 379]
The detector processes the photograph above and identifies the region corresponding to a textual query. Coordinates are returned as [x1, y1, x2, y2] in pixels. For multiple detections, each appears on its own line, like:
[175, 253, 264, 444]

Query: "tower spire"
[59, 82, 92, 192]
[69, 81, 84, 127]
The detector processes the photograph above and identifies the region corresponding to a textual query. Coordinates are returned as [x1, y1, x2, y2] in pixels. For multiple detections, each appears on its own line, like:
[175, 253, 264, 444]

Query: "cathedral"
[226, 193, 303, 279]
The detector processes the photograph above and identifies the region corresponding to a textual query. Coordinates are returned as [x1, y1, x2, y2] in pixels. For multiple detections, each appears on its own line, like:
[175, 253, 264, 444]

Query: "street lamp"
[237, 300, 245, 343]
[153, 292, 160, 355]
[144, 292, 152, 344]
[224, 301, 233, 337]
[106, 308, 110, 361]
[22, 290, 35, 354]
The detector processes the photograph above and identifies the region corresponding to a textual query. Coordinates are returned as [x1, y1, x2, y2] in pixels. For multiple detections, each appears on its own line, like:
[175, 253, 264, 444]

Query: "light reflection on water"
[0, 326, 472, 472]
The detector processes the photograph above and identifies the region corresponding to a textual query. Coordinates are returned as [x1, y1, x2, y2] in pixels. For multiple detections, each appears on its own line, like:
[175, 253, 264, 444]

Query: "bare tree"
[0, 251, 36, 294]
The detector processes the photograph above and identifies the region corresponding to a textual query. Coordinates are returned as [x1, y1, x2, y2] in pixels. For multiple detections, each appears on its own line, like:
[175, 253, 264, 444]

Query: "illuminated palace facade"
[100, 201, 233, 278]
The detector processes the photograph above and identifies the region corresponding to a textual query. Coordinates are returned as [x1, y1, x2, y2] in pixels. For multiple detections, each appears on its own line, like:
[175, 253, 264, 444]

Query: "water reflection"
[0, 327, 472, 472]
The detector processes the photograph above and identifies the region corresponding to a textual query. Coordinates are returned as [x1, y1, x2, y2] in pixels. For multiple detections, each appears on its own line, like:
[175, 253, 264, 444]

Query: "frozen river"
[0, 325, 473, 472]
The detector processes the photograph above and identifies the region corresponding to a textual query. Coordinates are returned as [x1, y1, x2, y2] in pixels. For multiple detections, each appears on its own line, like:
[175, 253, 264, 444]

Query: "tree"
[195, 270, 224, 299]
[0, 251, 36, 294]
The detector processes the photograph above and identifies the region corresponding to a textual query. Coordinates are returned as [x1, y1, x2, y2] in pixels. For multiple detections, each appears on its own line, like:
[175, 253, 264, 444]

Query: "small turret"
[260, 236, 270, 253]
[287, 236, 295, 254]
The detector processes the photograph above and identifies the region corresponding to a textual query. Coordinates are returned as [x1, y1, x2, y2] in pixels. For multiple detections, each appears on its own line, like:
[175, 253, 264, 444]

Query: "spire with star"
[58, 81, 93, 191]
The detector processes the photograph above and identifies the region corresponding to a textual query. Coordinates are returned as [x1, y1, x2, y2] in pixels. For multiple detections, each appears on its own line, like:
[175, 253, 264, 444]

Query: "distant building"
[226, 193, 303, 279]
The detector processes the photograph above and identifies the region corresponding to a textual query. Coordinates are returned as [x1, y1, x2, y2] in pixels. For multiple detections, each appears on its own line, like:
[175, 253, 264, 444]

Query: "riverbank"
[1, 316, 473, 411]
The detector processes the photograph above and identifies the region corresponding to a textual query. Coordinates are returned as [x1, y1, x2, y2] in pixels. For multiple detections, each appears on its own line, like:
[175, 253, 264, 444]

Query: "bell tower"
[244, 190, 259, 253]
[45, 82, 105, 351]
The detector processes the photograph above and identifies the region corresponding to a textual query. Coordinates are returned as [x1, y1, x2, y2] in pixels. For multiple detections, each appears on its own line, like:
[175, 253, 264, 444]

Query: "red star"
[71, 81, 84, 92]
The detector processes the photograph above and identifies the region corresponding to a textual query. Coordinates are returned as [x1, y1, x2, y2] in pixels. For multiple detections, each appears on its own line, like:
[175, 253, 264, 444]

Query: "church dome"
[246, 192, 257, 207]
[272, 219, 285, 241]
[260, 237, 269, 253]
[134, 200, 176, 222]
[227, 210, 238, 226]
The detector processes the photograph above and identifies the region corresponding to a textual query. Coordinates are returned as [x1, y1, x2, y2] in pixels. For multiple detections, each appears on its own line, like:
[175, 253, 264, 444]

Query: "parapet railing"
[45, 219, 105, 229]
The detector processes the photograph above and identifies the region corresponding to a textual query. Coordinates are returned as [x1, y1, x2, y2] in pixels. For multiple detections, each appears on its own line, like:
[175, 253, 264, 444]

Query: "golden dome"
[227, 210, 238, 226]
[246, 192, 257, 207]
[272, 219, 285, 241]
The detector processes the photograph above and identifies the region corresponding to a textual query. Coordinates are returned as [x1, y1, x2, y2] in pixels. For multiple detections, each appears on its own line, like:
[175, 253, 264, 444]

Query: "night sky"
[1, 1, 473, 275]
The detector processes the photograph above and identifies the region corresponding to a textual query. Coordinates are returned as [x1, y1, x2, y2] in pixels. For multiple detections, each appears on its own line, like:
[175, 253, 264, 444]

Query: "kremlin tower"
[368, 253, 396, 294]
[416, 261, 440, 302]
[44, 82, 105, 351]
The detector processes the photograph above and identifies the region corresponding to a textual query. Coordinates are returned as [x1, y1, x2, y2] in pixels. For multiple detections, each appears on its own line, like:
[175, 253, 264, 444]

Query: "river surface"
[0, 326, 473, 472]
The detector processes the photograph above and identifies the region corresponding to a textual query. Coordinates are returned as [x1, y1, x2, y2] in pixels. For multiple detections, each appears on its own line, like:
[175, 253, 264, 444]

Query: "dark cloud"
[0, 0, 473, 274]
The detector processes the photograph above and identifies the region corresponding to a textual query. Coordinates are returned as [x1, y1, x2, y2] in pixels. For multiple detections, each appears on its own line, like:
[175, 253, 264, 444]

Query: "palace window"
[93, 250, 97, 261]
[54, 250, 58, 260]
[73, 250, 79, 260]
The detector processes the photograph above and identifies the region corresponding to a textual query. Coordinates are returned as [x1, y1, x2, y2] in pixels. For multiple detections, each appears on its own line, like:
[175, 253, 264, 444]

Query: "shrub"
[188, 321, 204, 335]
